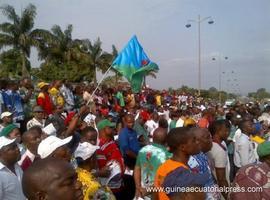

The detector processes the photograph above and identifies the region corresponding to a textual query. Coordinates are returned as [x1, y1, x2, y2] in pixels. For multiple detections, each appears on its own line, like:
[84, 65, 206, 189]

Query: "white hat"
[74, 142, 99, 161]
[38, 136, 72, 159]
[0, 112, 13, 119]
[0, 137, 16, 150]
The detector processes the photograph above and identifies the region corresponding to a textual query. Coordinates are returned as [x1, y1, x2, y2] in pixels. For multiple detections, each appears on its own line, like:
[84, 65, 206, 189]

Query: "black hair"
[22, 126, 42, 144]
[0, 79, 8, 90]
[28, 126, 43, 134]
[167, 127, 191, 153]
[81, 126, 97, 137]
[208, 119, 231, 136]
[225, 112, 234, 121]
[159, 118, 168, 129]
[238, 120, 252, 132]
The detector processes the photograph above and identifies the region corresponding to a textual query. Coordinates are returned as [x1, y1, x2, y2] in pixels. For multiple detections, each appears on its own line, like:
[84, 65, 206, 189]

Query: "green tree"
[81, 38, 112, 85]
[0, 4, 51, 77]
[37, 24, 94, 81]
[0, 49, 28, 78]
[110, 44, 123, 84]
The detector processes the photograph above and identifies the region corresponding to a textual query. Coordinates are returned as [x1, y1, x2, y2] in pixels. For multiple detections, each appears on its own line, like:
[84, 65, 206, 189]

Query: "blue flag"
[112, 35, 159, 92]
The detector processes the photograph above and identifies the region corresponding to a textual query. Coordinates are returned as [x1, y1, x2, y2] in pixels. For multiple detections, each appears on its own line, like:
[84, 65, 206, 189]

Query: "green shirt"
[169, 120, 177, 131]
[116, 92, 125, 107]
[19, 87, 36, 118]
[136, 143, 172, 188]
[133, 121, 149, 143]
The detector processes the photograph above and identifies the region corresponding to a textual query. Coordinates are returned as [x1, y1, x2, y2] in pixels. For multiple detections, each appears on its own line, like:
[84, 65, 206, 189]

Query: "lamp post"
[212, 55, 228, 102]
[186, 15, 214, 96]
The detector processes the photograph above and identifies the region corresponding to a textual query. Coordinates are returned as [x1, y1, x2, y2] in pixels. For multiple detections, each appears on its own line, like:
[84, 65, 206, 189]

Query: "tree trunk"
[143, 75, 146, 88]
[21, 50, 30, 78]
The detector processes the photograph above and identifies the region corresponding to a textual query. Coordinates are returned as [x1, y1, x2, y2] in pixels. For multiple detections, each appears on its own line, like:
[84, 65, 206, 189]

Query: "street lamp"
[212, 55, 228, 102]
[186, 15, 214, 96]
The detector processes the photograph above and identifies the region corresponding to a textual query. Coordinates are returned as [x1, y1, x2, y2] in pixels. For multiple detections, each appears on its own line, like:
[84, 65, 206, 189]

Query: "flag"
[112, 35, 159, 92]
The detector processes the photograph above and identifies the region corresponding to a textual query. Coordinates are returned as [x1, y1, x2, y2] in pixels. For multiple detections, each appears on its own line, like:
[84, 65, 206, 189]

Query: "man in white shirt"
[0, 136, 25, 200]
[145, 112, 159, 137]
[208, 120, 231, 199]
[26, 106, 45, 130]
[234, 120, 256, 170]
[60, 82, 75, 111]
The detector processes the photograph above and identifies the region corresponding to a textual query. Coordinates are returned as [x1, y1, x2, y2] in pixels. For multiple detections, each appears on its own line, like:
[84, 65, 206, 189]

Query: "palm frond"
[64, 24, 73, 40]
[51, 25, 64, 39]
[0, 5, 20, 25]
[0, 22, 15, 34]
[112, 44, 118, 59]
[30, 29, 54, 43]
[0, 33, 15, 49]
[20, 4, 36, 32]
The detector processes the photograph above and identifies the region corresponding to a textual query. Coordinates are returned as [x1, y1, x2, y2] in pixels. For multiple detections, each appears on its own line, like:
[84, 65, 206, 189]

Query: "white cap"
[38, 136, 72, 159]
[0, 112, 12, 119]
[74, 142, 99, 161]
[0, 137, 16, 150]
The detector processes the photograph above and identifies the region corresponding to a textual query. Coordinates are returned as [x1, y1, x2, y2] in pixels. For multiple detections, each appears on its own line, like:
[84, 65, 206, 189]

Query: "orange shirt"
[154, 159, 188, 200]
[198, 117, 209, 128]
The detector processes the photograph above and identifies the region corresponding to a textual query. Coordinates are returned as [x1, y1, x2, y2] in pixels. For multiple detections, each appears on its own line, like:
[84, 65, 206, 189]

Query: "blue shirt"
[188, 152, 221, 200]
[2, 90, 24, 121]
[118, 127, 140, 156]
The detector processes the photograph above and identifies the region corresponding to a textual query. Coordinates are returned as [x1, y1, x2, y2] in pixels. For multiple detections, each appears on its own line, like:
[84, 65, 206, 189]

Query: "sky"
[0, 0, 270, 95]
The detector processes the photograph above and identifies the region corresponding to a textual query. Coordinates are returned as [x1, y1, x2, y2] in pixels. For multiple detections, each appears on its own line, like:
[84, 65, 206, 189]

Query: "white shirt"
[232, 128, 242, 142]
[145, 120, 158, 136]
[208, 142, 230, 185]
[175, 118, 184, 127]
[234, 133, 256, 168]
[0, 124, 5, 133]
[0, 162, 25, 200]
[27, 117, 45, 130]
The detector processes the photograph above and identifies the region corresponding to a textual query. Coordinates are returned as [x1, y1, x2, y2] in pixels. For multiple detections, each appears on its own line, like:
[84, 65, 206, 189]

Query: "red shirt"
[37, 92, 53, 115]
[97, 138, 125, 174]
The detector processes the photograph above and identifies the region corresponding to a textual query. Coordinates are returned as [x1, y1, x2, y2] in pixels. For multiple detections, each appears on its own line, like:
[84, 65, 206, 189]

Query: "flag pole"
[86, 65, 113, 106]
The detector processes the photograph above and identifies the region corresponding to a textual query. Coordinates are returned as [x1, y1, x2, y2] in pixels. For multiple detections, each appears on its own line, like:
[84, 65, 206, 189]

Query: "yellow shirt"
[156, 95, 161, 106]
[49, 87, 65, 106]
[250, 135, 265, 144]
[76, 168, 115, 200]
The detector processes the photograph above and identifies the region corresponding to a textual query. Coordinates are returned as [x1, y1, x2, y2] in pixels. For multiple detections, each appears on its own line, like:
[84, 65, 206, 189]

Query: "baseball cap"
[74, 142, 99, 160]
[97, 119, 116, 131]
[33, 106, 44, 113]
[0, 137, 16, 150]
[37, 136, 72, 159]
[37, 82, 49, 89]
[257, 141, 270, 158]
[0, 124, 18, 137]
[0, 112, 13, 119]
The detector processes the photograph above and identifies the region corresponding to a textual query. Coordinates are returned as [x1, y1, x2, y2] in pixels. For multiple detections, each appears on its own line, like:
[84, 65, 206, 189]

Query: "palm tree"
[37, 24, 89, 80]
[81, 38, 112, 85]
[0, 4, 52, 77]
[110, 44, 123, 84]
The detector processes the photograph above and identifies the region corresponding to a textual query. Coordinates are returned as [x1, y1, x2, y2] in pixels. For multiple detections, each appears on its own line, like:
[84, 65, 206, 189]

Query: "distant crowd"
[0, 77, 270, 200]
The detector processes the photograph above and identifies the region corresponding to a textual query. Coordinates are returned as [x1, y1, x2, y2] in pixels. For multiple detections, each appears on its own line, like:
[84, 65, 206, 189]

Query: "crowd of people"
[0, 77, 270, 200]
